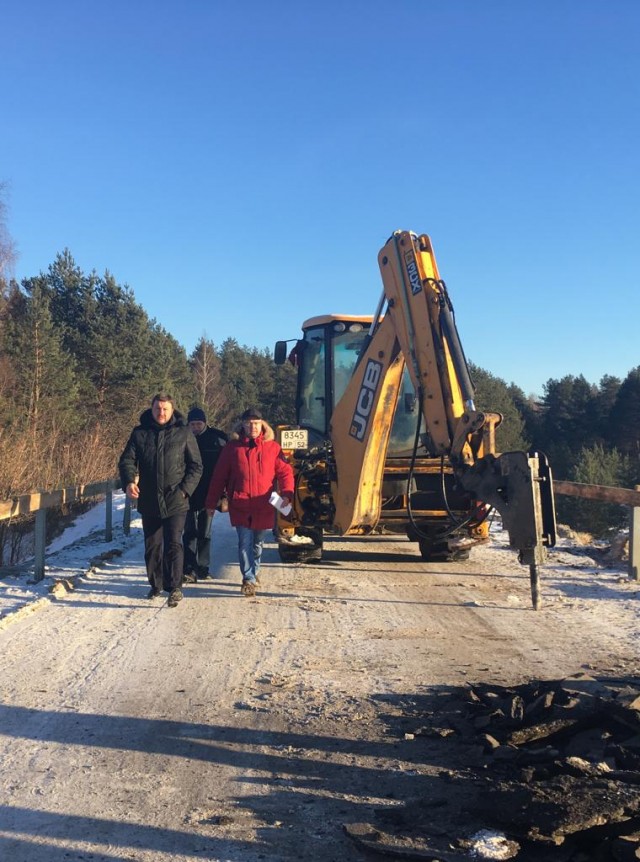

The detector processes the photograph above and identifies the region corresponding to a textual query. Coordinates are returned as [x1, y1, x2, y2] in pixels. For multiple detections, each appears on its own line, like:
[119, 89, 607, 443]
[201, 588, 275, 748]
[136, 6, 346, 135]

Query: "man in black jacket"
[119, 393, 202, 607]
[183, 407, 228, 582]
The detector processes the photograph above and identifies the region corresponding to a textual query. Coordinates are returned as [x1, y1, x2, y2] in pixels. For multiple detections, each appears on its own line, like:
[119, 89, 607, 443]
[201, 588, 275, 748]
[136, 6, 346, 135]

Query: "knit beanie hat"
[241, 407, 262, 421]
[187, 407, 206, 423]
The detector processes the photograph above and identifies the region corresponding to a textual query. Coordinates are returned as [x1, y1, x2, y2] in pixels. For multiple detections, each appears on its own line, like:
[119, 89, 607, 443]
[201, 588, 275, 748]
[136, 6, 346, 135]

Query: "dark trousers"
[142, 513, 187, 592]
[183, 508, 213, 574]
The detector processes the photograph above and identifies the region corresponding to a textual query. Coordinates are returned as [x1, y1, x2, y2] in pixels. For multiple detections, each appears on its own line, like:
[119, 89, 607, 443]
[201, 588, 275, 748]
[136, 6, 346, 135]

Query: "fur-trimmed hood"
[229, 420, 275, 442]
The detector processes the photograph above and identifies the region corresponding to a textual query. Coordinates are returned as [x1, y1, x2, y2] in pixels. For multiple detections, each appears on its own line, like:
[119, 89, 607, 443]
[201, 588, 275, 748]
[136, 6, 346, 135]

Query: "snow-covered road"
[0, 498, 638, 861]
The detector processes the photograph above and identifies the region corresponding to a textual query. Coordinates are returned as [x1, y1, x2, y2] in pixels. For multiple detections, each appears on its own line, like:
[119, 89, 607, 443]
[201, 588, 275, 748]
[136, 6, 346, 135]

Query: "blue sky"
[2, 0, 638, 397]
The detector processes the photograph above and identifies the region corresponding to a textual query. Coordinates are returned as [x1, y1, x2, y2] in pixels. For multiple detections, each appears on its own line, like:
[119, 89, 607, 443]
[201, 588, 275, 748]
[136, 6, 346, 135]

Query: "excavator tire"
[278, 544, 322, 564]
[418, 539, 470, 563]
[277, 528, 323, 565]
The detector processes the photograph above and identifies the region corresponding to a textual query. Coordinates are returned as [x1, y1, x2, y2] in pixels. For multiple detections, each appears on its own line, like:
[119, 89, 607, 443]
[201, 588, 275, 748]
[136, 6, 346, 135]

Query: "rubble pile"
[346, 674, 640, 861]
[461, 673, 640, 859]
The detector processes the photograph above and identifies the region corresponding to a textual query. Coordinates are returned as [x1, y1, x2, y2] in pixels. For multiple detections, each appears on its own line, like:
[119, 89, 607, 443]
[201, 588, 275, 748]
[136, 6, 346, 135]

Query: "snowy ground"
[0, 493, 638, 645]
[0, 493, 136, 629]
[0, 496, 638, 861]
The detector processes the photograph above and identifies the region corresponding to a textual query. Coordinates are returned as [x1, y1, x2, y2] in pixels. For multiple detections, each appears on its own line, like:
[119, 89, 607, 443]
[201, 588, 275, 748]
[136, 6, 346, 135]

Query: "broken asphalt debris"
[345, 672, 640, 860]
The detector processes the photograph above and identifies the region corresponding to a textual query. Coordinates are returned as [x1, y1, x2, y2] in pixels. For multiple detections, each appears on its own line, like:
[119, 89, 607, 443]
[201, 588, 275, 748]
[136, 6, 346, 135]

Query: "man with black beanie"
[183, 407, 228, 582]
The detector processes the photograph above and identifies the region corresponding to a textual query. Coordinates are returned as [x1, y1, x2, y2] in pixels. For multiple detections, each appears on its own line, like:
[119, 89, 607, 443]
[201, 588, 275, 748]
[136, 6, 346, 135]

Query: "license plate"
[280, 428, 308, 449]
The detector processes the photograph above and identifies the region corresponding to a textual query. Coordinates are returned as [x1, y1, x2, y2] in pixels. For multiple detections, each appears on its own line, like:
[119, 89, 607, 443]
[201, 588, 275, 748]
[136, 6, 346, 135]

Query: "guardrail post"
[123, 497, 131, 536]
[105, 489, 113, 542]
[630, 486, 640, 581]
[34, 508, 47, 582]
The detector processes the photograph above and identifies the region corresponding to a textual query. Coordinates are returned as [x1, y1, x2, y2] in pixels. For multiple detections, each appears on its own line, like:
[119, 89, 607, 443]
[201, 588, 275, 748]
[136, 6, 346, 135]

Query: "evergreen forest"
[1, 218, 638, 541]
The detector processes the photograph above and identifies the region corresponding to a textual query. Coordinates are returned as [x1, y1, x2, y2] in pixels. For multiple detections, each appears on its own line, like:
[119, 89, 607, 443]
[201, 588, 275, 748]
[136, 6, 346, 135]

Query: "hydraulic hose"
[428, 278, 476, 409]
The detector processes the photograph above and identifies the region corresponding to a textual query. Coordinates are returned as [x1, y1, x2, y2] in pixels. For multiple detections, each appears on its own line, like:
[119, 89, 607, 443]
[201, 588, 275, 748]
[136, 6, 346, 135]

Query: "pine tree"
[144, 324, 194, 415]
[263, 359, 297, 426]
[538, 375, 599, 478]
[4, 284, 80, 490]
[468, 363, 528, 452]
[85, 273, 156, 422]
[32, 250, 97, 357]
[593, 375, 621, 446]
[609, 368, 640, 457]
[219, 337, 261, 419]
[560, 443, 630, 536]
[8, 284, 79, 437]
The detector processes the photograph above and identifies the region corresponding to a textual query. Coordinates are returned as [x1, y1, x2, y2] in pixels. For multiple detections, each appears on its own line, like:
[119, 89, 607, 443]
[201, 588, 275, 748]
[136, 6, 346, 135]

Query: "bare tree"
[189, 336, 235, 428]
[0, 182, 17, 286]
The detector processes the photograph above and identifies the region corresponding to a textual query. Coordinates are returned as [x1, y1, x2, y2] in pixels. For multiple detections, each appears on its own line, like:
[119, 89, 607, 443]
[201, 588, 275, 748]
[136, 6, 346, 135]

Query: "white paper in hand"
[269, 491, 292, 516]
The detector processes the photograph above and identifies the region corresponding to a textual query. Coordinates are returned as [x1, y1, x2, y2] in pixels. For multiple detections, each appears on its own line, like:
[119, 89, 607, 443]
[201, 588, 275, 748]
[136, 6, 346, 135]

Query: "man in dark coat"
[182, 407, 228, 582]
[119, 393, 202, 607]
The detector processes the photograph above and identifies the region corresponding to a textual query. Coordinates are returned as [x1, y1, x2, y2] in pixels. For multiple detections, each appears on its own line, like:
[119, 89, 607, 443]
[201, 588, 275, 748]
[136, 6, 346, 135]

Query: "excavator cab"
[278, 315, 421, 456]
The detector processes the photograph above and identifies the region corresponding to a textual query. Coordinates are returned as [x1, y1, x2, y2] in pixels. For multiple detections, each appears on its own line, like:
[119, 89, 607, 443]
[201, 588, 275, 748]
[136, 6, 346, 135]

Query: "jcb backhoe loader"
[273, 231, 556, 608]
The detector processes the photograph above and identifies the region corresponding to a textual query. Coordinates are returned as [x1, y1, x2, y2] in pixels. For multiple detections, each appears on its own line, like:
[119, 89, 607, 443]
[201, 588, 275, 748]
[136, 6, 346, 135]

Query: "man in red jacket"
[205, 407, 294, 596]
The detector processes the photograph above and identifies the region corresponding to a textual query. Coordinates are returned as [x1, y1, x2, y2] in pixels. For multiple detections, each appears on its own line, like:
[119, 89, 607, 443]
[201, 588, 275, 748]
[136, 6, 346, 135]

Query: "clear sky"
[2, 0, 638, 397]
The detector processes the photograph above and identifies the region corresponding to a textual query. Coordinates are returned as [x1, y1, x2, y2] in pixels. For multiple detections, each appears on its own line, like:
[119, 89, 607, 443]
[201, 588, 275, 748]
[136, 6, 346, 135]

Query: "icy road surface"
[0, 498, 638, 861]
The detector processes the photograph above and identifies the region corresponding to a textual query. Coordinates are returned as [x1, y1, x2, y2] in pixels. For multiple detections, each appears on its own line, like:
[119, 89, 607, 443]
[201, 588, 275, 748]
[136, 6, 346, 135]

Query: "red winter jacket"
[205, 427, 294, 530]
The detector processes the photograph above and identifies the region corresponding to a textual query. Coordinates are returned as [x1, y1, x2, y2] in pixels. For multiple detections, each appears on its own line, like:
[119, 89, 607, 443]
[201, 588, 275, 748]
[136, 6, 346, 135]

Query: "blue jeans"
[236, 526, 268, 584]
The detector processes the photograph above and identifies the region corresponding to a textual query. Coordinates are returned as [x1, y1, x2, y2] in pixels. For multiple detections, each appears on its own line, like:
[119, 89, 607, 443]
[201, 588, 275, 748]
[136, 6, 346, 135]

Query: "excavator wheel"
[277, 528, 323, 564]
[418, 539, 470, 563]
[278, 544, 322, 564]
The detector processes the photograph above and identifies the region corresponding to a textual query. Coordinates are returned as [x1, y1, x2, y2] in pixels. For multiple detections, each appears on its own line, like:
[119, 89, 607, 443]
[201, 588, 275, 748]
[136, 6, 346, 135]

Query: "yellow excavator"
[274, 230, 556, 608]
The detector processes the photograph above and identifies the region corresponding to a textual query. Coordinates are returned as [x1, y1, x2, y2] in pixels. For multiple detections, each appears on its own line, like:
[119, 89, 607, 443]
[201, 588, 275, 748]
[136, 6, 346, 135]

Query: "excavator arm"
[330, 313, 404, 533]
[330, 230, 556, 608]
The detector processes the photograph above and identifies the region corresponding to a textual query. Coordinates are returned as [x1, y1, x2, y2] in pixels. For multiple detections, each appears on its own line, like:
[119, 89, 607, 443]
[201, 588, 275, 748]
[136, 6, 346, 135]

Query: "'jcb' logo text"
[349, 360, 382, 441]
[405, 251, 422, 295]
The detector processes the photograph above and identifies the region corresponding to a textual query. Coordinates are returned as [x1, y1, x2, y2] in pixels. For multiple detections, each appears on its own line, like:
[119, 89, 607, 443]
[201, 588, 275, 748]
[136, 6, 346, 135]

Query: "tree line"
[0, 243, 638, 539]
[0, 249, 297, 497]
[471, 364, 640, 534]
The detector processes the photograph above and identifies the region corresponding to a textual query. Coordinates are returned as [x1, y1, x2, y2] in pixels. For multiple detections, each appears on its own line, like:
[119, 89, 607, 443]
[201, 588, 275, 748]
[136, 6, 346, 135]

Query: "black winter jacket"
[189, 425, 228, 510]
[118, 408, 203, 518]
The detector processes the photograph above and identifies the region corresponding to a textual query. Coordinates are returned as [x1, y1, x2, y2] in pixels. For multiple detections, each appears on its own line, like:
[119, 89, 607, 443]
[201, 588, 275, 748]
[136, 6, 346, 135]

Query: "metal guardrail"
[1, 477, 638, 582]
[0, 479, 131, 582]
[554, 481, 640, 580]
